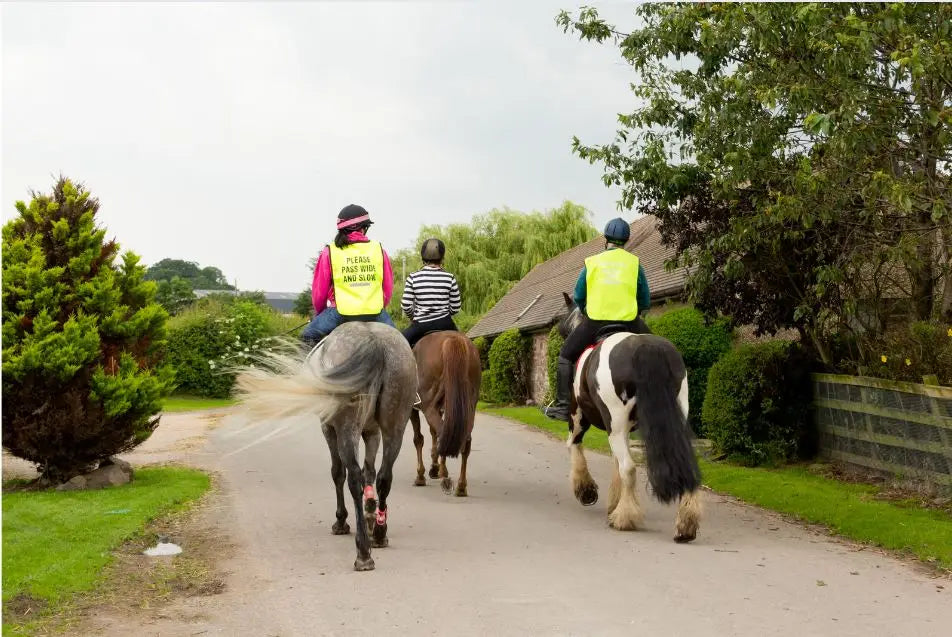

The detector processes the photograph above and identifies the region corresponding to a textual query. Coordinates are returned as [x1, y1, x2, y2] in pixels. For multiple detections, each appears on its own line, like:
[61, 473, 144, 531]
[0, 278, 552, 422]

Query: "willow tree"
[559, 3, 952, 366]
[388, 201, 598, 328]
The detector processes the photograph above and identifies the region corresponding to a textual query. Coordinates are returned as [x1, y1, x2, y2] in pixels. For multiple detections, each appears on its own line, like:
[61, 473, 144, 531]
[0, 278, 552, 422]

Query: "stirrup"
[413, 393, 422, 409]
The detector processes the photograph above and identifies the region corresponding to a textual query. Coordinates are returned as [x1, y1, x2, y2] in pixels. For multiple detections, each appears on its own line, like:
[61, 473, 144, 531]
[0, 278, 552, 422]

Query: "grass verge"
[2, 467, 211, 632]
[162, 395, 237, 413]
[479, 404, 952, 571]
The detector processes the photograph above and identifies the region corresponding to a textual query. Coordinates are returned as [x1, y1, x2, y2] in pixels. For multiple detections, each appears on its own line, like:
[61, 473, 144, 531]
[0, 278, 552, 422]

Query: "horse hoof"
[454, 487, 467, 497]
[429, 466, 440, 479]
[332, 521, 350, 535]
[674, 531, 697, 544]
[364, 498, 377, 515]
[576, 485, 599, 507]
[413, 476, 426, 487]
[354, 557, 375, 572]
[440, 477, 453, 494]
[372, 524, 389, 548]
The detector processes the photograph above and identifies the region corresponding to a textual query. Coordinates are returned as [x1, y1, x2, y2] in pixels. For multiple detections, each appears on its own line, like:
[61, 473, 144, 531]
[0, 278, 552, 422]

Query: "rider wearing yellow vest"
[544, 218, 651, 423]
[300, 204, 396, 346]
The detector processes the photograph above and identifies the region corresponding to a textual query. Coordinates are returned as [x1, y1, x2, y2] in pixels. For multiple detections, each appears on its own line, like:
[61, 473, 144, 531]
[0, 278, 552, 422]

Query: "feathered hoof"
[674, 518, 699, 543]
[607, 499, 643, 531]
[574, 482, 599, 507]
[413, 476, 427, 487]
[332, 521, 350, 535]
[372, 523, 389, 548]
[674, 530, 697, 544]
[354, 556, 375, 572]
[441, 477, 454, 494]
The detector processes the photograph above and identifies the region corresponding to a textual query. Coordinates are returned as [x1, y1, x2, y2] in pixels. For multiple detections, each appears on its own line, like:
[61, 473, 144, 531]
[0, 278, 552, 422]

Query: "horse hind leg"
[674, 489, 702, 543]
[322, 425, 350, 535]
[410, 409, 426, 486]
[455, 438, 471, 497]
[362, 429, 381, 534]
[424, 405, 442, 480]
[338, 433, 374, 571]
[606, 417, 643, 531]
[372, 429, 405, 549]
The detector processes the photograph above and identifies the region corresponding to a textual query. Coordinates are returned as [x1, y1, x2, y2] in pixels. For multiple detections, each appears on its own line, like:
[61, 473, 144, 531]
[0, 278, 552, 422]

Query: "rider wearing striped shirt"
[401, 238, 462, 348]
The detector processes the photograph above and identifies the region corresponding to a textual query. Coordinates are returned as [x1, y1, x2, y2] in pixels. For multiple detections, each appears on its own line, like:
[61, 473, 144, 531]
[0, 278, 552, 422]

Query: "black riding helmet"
[604, 217, 630, 245]
[336, 204, 373, 232]
[420, 237, 446, 263]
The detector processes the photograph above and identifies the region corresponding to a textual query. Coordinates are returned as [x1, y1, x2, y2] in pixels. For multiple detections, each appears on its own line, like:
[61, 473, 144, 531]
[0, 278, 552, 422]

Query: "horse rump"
[629, 337, 701, 503]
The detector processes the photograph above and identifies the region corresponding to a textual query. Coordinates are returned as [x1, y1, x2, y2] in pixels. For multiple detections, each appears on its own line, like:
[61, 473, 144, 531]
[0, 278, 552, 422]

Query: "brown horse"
[409, 331, 481, 496]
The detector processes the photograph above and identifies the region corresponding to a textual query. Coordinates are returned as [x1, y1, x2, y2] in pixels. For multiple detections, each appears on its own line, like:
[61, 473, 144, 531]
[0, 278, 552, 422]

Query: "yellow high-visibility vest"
[584, 249, 639, 321]
[329, 240, 384, 316]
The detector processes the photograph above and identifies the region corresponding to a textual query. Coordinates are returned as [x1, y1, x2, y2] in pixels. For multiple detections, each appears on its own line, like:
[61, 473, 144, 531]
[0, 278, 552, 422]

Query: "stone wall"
[529, 331, 550, 405]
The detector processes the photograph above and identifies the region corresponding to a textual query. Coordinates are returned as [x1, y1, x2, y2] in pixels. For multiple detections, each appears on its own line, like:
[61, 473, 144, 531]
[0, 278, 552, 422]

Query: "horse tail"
[630, 339, 701, 503]
[437, 335, 477, 458]
[234, 337, 386, 426]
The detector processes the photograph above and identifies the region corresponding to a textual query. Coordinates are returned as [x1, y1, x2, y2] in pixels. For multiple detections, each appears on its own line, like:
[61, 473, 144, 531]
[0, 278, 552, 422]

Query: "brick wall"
[529, 331, 550, 405]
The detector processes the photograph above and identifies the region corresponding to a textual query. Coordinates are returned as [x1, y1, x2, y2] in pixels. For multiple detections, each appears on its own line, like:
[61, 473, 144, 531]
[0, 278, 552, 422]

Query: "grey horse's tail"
[234, 337, 386, 426]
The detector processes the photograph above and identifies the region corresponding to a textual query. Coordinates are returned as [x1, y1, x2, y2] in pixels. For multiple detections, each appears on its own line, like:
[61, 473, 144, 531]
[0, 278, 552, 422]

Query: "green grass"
[479, 405, 952, 571]
[161, 395, 237, 412]
[2, 467, 210, 612]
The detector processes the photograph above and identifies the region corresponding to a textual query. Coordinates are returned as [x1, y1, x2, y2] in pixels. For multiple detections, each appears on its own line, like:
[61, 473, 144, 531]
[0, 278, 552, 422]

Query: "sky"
[2, 2, 641, 292]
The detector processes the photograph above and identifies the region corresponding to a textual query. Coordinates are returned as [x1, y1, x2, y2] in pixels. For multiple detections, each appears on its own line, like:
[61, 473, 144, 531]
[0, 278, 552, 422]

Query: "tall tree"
[559, 3, 952, 364]
[145, 258, 236, 290]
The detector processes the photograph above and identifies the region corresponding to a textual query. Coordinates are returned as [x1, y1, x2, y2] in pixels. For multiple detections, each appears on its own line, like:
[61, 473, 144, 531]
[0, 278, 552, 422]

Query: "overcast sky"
[2, 2, 640, 292]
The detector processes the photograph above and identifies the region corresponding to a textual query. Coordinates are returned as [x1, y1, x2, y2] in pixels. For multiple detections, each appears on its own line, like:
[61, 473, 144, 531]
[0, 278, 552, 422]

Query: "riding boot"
[543, 357, 574, 423]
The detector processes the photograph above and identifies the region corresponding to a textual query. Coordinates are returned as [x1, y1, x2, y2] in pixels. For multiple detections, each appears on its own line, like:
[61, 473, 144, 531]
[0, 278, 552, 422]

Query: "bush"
[485, 328, 529, 404]
[473, 336, 491, 371]
[702, 340, 815, 466]
[546, 324, 565, 403]
[646, 307, 733, 434]
[857, 321, 952, 385]
[2, 177, 173, 482]
[165, 299, 274, 397]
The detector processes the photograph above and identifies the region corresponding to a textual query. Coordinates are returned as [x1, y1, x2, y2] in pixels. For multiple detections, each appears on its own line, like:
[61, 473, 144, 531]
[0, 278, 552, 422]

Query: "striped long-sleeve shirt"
[401, 265, 462, 323]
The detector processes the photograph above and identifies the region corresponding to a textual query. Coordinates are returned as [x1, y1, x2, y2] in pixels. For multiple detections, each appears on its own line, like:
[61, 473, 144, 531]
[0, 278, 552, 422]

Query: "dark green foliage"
[155, 276, 196, 315]
[485, 328, 530, 404]
[144, 259, 234, 290]
[703, 341, 816, 466]
[164, 299, 273, 398]
[2, 177, 173, 482]
[646, 307, 733, 434]
[840, 320, 952, 386]
[293, 288, 313, 317]
[473, 336, 491, 371]
[546, 324, 565, 403]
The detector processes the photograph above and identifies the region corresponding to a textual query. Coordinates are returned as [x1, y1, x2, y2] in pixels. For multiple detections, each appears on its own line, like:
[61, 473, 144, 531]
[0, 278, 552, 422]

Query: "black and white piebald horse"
[558, 293, 702, 542]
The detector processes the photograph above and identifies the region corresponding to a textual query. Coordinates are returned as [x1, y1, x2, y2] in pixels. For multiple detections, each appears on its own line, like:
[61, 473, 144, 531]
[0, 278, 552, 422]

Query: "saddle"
[574, 324, 634, 373]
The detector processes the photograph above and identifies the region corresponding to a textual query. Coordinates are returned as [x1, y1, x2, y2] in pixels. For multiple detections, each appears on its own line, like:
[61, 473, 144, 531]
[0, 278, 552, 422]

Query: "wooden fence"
[813, 373, 952, 488]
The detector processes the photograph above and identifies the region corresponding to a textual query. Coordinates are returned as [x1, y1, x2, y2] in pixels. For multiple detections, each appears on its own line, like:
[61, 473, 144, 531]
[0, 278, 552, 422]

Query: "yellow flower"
[881, 355, 887, 363]
[905, 358, 912, 366]
[948, 327, 952, 337]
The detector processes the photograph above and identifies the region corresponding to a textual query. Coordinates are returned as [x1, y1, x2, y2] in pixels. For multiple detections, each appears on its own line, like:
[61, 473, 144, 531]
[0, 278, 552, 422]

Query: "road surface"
[86, 410, 950, 636]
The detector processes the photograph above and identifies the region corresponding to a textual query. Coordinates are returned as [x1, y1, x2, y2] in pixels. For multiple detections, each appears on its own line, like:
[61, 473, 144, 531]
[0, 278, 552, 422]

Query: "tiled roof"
[467, 216, 689, 338]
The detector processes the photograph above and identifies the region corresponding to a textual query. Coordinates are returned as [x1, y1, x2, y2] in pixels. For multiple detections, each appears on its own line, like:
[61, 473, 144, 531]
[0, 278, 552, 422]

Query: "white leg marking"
[595, 335, 643, 530]
[677, 373, 690, 423]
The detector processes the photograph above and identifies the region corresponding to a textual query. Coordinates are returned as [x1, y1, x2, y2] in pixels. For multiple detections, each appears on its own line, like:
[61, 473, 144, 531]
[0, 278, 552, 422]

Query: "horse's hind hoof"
[674, 532, 697, 544]
[575, 484, 599, 507]
[332, 521, 350, 535]
[372, 524, 389, 548]
[454, 486, 467, 497]
[364, 497, 377, 515]
[354, 556, 375, 572]
[413, 476, 426, 487]
[429, 466, 440, 479]
[441, 477, 453, 494]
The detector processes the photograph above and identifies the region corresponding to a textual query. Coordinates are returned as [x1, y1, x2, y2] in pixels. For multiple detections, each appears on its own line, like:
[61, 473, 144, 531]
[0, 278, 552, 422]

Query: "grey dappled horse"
[235, 322, 417, 571]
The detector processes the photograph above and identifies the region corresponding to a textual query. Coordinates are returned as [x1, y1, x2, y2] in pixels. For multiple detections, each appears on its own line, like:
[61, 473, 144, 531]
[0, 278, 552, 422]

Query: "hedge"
[702, 340, 815, 466]
[646, 307, 733, 435]
[484, 328, 529, 404]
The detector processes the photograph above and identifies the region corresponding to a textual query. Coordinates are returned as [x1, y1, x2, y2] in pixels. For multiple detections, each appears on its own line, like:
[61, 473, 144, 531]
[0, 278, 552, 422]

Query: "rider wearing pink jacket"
[300, 204, 395, 346]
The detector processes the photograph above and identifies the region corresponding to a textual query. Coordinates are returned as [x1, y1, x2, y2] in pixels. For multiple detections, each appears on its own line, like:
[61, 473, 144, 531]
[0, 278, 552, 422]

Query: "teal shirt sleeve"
[574, 267, 587, 313]
[637, 263, 651, 313]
